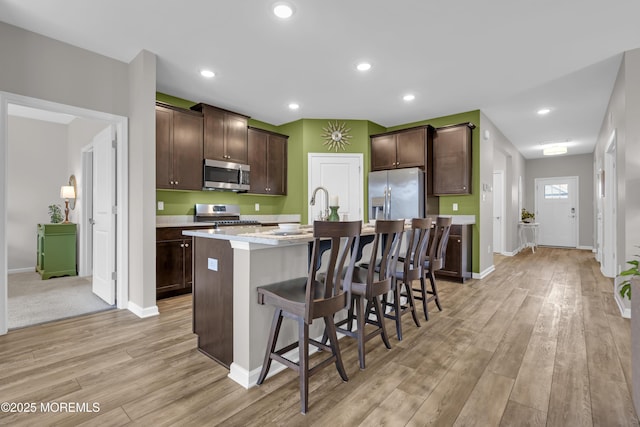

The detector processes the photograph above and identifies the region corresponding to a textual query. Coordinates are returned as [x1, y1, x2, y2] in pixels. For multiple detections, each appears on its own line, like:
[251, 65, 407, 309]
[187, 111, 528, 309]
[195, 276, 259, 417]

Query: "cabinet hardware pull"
[180, 244, 184, 248]
[185, 243, 189, 248]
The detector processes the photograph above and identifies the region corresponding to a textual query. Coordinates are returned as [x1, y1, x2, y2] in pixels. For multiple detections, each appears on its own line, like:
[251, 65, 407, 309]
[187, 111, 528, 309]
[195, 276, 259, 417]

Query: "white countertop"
[443, 215, 476, 225]
[156, 214, 301, 228]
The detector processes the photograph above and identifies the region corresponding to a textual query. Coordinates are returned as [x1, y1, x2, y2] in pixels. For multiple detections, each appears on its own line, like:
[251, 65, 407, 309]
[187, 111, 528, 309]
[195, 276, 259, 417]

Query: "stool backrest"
[428, 216, 452, 271]
[404, 218, 434, 278]
[307, 220, 361, 321]
[369, 219, 405, 286]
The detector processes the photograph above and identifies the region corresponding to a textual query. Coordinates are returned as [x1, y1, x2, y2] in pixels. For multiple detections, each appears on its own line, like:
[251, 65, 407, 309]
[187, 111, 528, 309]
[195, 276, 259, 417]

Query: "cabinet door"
[441, 233, 462, 276]
[396, 127, 426, 169]
[172, 111, 203, 190]
[224, 113, 248, 164]
[156, 240, 186, 293]
[371, 134, 397, 170]
[155, 106, 173, 189]
[433, 125, 472, 195]
[267, 134, 287, 195]
[202, 106, 225, 161]
[247, 129, 269, 194]
[183, 238, 193, 288]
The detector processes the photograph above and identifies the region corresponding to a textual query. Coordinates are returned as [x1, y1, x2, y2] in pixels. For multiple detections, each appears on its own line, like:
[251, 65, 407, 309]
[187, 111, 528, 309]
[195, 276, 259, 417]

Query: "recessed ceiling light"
[200, 69, 215, 78]
[403, 94, 415, 102]
[537, 108, 551, 115]
[273, 2, 294, 19]
[543, 145, 567, 156]
[356, 62, 371, 72]
[288, 103, 299, 110]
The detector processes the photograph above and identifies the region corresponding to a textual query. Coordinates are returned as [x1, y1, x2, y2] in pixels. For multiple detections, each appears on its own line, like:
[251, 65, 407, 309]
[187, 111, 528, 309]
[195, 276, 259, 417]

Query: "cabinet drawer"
[156, 226, 211, 241]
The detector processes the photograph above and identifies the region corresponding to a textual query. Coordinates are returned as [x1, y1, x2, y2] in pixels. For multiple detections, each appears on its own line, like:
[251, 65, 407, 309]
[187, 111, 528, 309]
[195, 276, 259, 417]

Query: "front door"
[308, 154, 363, 223]
[535, 176, 578, 247]
[92, 127, 116, 304]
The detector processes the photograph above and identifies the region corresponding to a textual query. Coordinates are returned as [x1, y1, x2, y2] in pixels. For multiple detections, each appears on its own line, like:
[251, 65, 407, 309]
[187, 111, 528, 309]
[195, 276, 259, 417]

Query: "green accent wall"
[155, 91, 482, 273]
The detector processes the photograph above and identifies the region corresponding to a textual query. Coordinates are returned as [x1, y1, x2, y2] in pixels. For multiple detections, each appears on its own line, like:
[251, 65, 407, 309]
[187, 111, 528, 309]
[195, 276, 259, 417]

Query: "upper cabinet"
[247, 127, 288, 195]
[432, 123, 475, 195]
[370, 126, 433, 171]
[156, 103, 203, 190]
[191, 103, 249, 164]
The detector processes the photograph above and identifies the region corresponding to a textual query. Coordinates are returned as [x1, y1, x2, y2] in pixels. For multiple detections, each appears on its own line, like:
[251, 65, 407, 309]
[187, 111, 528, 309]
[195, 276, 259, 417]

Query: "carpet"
[8, 272, 115, 329]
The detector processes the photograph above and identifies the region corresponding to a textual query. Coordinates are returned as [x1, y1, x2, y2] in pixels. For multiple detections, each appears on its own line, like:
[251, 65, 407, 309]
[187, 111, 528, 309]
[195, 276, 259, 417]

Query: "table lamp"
[60, 185, 75, 223]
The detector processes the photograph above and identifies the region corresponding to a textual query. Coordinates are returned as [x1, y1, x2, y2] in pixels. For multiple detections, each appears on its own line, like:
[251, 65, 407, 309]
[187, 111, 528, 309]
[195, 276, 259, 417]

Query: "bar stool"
[256, 220, 361, 414]
[334, 219, 404, 369]
[382, 217, 433, 341]
[413, 216, 451, 321]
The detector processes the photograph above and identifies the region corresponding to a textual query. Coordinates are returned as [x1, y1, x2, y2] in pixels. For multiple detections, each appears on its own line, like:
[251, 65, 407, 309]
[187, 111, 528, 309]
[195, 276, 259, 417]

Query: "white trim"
[127, 301, 159, 318]
[577, 245, 594, 251]
[8, 267, 35, 274]
[614, 276, 631, 318]
[79, 144, 93, 277]
[0, 92, 129, 334]
[534, 175, 579, 248]
[500, 250, 518, 257]
[473, 265, 495, 279]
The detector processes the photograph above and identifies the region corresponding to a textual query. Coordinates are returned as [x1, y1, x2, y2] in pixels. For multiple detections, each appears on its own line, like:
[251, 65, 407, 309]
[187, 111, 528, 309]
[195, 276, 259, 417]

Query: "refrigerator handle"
[383, 186, 388, 220]
[386, 185, 392, 219]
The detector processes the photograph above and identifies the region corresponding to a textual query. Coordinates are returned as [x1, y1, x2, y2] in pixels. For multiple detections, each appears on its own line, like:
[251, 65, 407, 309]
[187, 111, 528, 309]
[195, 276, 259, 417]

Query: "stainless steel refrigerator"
[369, 168, 424, 220]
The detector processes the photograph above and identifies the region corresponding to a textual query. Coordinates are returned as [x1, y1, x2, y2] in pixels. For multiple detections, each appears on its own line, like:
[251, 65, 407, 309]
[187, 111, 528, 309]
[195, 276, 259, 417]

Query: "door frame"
[79, 144, 94, 277]
[534, 176, 579, 248]
[307, 153, 363, 224]
[0, 91, 129, 335]
[602, 130, 617, 277]
[493, 170, 506, 254]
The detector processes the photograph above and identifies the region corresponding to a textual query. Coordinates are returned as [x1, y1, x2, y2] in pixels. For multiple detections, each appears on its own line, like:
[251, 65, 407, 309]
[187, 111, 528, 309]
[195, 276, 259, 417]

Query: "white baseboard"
[473, 265, 495, 280]
[127, 301, 159, 318]
[577, 245, 593, 251]
[8, 267, 36, 274]
[500, 250, 518, 257]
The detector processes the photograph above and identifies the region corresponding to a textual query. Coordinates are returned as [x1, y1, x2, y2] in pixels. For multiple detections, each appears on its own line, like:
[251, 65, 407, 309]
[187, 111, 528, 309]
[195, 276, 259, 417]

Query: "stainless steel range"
[194, 204, 260, 228]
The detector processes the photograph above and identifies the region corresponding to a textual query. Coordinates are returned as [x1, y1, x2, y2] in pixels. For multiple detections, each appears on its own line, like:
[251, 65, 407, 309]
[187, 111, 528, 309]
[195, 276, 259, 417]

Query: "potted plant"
[521, 208, 535, 223]
[619, 251, 639, 299]
[48, 204, 63, 224]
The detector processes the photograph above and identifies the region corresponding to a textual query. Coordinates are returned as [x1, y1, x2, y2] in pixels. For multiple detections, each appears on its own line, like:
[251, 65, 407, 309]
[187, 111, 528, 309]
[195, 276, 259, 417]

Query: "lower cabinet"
[435, 224, 472, 282]
[156, 227, 206, 299]
[36, 223, 77, 280]
[192, 236, 233, 368]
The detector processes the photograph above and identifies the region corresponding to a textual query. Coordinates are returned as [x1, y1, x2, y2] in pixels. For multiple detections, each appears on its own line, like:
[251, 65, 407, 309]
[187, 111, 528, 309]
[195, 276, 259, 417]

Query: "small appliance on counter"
[194, 204, 260, 228]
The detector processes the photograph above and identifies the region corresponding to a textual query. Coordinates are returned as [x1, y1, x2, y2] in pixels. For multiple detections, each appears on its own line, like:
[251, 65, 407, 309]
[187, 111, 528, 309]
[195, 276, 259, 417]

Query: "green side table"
[36, 223, 77, 280]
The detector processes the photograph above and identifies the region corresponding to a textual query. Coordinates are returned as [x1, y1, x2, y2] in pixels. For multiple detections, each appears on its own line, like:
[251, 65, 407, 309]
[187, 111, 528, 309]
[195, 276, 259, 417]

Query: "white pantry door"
[308, 154, 363, 223]
[535, 176, 578, 248]
[92, 127, 116, 305]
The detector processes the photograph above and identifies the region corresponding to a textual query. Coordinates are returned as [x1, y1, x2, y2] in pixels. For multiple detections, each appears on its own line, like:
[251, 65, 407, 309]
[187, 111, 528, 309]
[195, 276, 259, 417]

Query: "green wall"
[155, 91, 482, 273]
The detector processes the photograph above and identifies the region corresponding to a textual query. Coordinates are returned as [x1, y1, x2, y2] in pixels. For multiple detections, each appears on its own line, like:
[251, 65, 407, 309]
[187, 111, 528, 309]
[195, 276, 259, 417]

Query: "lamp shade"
[60, 185, 75, 199]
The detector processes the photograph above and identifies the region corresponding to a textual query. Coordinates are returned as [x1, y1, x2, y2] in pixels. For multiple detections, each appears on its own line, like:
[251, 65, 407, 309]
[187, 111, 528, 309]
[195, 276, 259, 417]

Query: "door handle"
[89, 218, 96, 225]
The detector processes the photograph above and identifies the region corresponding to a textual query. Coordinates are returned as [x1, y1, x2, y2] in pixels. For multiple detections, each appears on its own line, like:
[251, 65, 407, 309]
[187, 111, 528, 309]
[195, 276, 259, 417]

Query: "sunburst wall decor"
[321, 121, 352, 151]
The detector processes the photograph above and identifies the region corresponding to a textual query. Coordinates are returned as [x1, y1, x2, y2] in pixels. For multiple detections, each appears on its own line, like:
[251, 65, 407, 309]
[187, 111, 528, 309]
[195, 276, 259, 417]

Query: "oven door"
[203, 159, 250, 191]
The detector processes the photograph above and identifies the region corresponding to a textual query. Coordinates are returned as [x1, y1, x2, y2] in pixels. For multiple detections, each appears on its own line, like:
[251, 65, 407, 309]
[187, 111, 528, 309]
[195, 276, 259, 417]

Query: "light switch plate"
[157, 201, 164, 211]
[208, 258, 218, 271]
[453, 203, 458, 211]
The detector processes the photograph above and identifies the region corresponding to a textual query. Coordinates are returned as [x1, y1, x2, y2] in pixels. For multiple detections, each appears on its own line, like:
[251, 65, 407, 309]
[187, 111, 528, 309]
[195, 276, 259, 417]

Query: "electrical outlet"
[453, 203, 458, 211]
[208, 258, 218, 271]
[255, 203, 260, 211]
[157, 201, 164, 211]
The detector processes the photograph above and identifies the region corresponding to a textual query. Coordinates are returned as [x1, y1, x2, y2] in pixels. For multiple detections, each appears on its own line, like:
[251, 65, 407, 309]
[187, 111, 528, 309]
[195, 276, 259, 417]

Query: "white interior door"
[602, 135, 617, 277]
[493, 170, 505, 253]
[92, 127, 116, 304]
[308, 153, 363, 223]
[535, 176, 578, 247]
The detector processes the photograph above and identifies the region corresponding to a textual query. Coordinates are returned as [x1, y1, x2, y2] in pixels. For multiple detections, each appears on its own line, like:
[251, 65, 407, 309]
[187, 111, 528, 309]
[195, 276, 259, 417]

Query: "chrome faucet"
[310, 186, 329, 221]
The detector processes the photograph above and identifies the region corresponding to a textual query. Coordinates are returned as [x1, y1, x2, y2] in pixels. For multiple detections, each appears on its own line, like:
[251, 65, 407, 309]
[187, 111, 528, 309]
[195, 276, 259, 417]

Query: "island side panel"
[193, 236, 234, 368]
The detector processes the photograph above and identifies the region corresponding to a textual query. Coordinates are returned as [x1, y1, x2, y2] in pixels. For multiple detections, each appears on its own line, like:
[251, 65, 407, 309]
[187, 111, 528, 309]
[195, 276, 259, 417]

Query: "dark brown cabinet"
[370, 126, 432, 171]
[433, 123, 474, 195]
[156, 103, 203, 190]
[247, 127, 288, 195]
[436, 224, 472, 282]
[192, 236, 233, 368]
[191, 103, 249, 164]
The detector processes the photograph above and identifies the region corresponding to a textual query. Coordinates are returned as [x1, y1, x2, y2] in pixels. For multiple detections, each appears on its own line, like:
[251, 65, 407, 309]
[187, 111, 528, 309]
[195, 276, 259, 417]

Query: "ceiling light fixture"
[356, 62, 371, 71]
[403, 94, 415, 101]
[273, 2, 294, 19]
[537, 108, 551, 115]
[542, 145, 567, 156]
[288, 103, 299, 110]
[200, 69, 215, 78]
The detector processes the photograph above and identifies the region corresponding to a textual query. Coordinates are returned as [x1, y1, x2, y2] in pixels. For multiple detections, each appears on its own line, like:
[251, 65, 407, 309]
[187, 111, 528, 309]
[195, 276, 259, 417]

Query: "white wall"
[7, 116, 69, 270]
[525, 154, 595, 249]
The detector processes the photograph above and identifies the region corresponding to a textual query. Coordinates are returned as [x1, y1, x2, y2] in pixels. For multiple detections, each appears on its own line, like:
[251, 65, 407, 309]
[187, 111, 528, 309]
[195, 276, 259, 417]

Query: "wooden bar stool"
[382, 217, 433, 341]
[256, 220, 361, 414]
[413, 216, 452, 321]
[335, 219, 404, 369]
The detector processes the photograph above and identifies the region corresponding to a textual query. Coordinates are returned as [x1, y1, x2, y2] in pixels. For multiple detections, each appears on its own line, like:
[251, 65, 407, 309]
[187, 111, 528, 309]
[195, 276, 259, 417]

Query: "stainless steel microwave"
[203, 159, 250, 192]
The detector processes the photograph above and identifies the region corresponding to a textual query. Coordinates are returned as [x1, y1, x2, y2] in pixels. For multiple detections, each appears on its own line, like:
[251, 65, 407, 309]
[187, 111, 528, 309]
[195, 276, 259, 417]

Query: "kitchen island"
[184, 215, 475, 389]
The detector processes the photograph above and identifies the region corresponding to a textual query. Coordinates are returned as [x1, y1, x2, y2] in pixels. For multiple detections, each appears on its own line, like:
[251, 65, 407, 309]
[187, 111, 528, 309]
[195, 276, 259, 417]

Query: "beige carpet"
[8, 272, 115, 329]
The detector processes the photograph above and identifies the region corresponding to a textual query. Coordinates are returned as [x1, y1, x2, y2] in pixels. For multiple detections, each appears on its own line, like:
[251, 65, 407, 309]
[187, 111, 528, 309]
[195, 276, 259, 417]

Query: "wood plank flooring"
[0, 248, 637, 426]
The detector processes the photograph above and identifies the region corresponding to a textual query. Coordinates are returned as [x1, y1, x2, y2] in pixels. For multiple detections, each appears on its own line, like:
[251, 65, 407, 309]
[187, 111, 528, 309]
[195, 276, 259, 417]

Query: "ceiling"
[2, 0, 640, 159]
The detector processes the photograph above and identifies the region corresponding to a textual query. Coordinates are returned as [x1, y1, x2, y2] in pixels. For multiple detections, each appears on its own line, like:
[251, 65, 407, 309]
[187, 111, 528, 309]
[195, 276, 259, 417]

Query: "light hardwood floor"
[0, 248, 637, 426]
